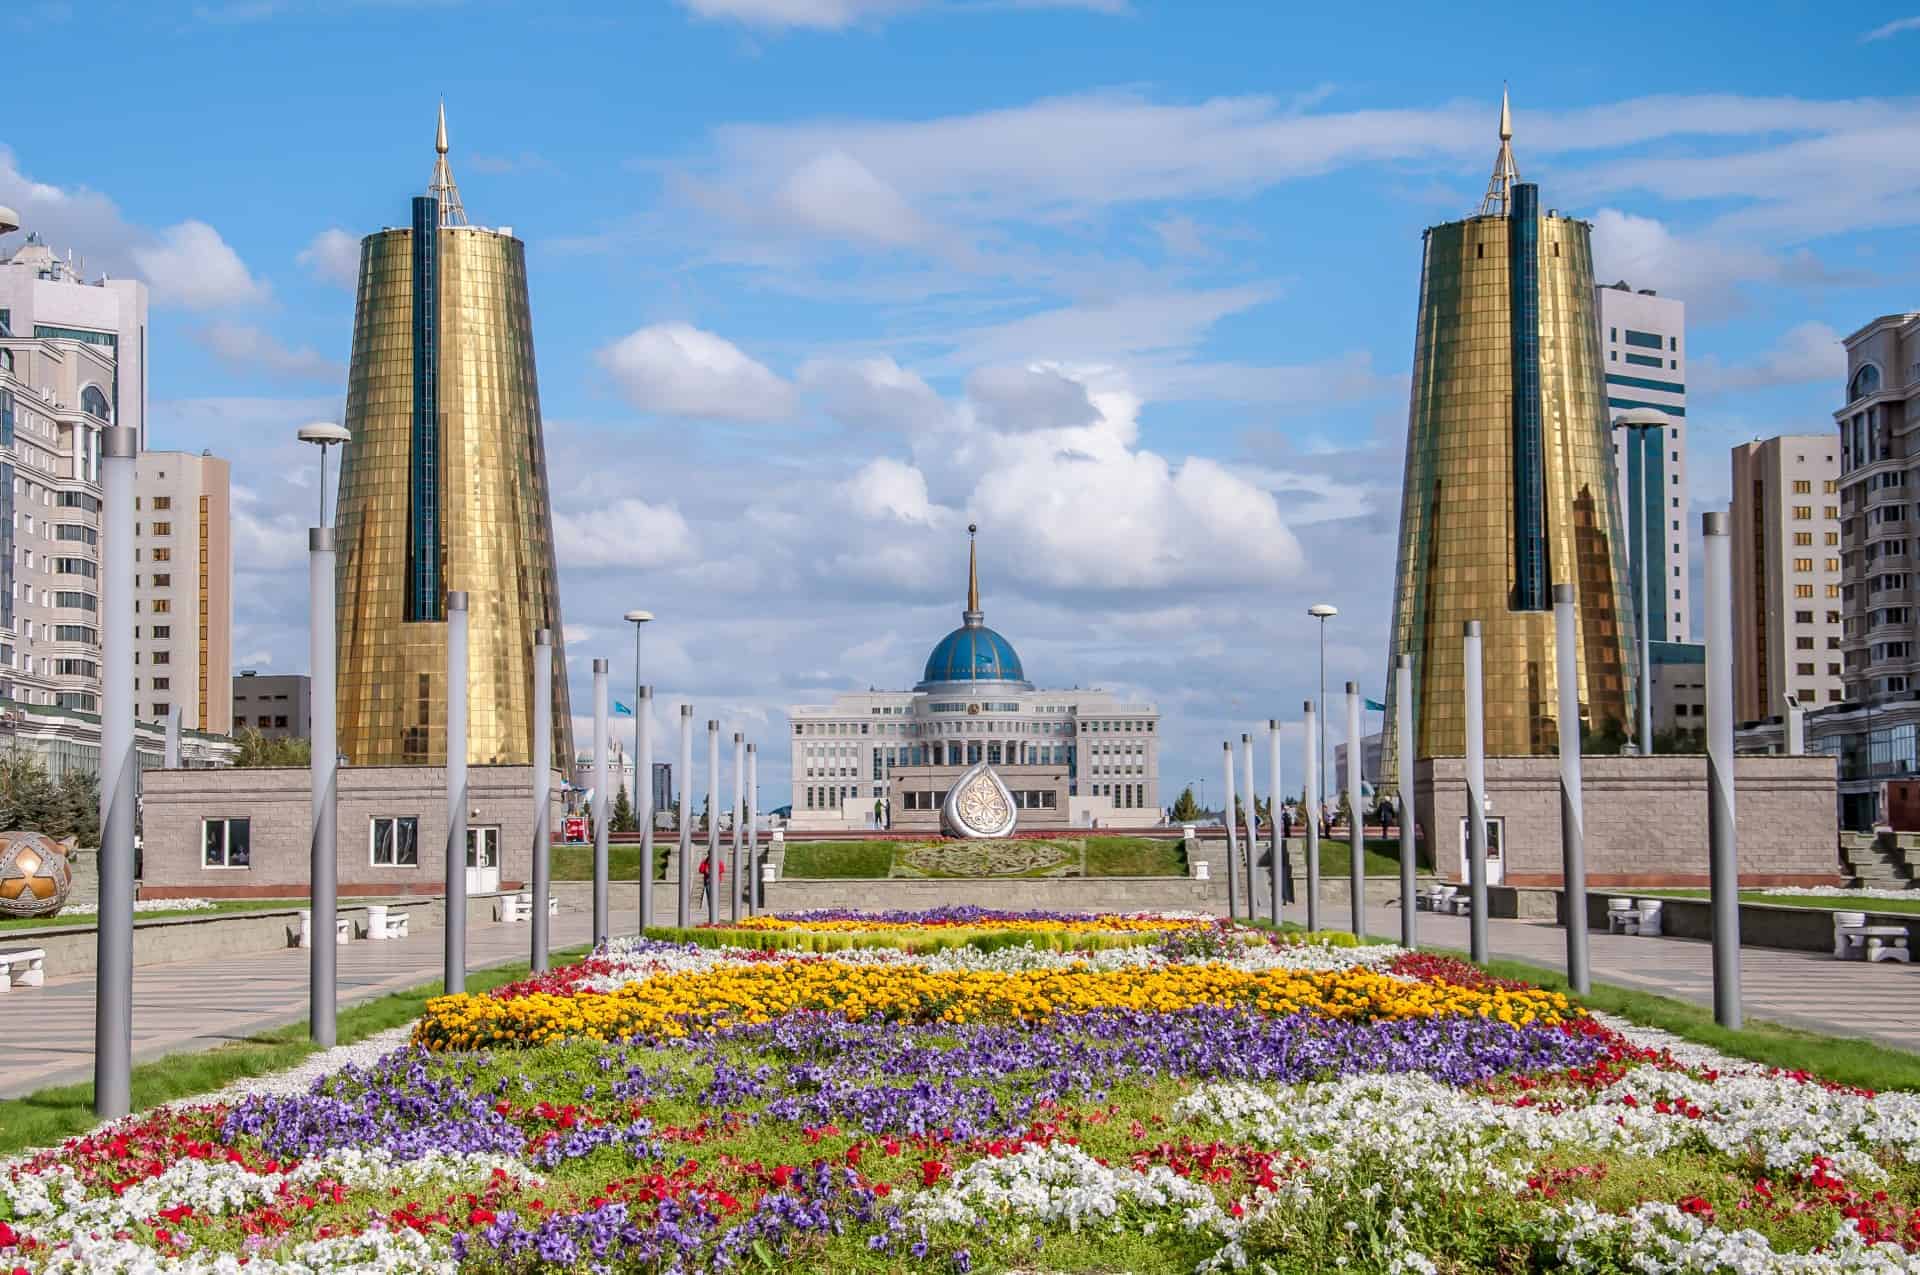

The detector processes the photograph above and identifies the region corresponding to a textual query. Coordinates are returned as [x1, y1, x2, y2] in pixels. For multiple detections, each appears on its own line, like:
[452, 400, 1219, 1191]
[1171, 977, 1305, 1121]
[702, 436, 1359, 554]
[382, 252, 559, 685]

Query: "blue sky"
[4, 0, 1919, 802]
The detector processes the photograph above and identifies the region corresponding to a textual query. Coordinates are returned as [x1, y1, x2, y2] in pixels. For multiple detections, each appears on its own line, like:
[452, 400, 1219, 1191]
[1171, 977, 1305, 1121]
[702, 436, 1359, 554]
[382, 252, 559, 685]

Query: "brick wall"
[1414, 754, 1840, 887]
[141, 765, 563, 898]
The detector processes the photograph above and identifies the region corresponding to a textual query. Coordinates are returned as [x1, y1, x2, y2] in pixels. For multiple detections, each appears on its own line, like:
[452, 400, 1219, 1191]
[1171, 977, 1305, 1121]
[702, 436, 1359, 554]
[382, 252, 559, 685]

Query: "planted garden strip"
[6, 913, 1920, 1272]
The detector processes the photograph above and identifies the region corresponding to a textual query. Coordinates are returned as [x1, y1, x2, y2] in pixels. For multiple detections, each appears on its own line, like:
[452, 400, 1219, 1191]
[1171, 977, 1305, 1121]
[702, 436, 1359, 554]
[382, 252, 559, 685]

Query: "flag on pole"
[614, 702, 634, 717]
[1364, 698, 1387, 713]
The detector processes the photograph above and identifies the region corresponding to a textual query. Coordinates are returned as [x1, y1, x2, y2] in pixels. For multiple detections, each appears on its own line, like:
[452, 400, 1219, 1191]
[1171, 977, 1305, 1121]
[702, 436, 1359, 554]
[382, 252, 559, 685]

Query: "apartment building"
[1599, 282, 1690, 642]
[1731, 435, 1844, 722]
[134, 451, 231, 731]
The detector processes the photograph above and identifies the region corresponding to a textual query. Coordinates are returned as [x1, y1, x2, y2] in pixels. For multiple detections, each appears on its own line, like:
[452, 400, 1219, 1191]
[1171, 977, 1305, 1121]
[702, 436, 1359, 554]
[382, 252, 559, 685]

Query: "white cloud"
[1589, 209, 1842, 321]
[1693, 321, 1845, 394]
[552, 498, 700, 569]
[840, 457, 939, 523]
[596, 322, 795, 422]
[1863, 15, 1920, 40]
[676, 0, 1123, 30]
[774, 150, 926, 246]
[965, 363, 1099, 432]
[131, 220, 268, 309]
[195, 321, 342, 382]
[801, 356, 950, 434]
[296, 227, 360, 288]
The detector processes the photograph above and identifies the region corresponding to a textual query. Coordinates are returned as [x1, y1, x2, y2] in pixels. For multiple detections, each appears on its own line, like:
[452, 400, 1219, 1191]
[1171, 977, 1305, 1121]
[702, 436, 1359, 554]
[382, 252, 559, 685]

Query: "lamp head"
[1612, 406, 1670, 429]
[297, 422, 351, 448]
[1308, 604, 1339, 619]
[623, 610, 655, 624]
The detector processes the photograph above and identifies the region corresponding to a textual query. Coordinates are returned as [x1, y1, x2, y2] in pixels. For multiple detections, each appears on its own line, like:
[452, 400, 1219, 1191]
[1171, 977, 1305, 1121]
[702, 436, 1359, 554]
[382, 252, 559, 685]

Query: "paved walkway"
[2, 908, 632, 1099]
[1367, 903, 1920, 1053]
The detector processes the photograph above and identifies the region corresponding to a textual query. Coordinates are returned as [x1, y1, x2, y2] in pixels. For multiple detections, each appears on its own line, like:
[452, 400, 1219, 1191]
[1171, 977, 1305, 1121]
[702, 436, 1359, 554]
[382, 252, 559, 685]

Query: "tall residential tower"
[1598, 283, 1689, 642]
[1730, 435, 1843, 722]
[1383, 94, 1637, 781]
[333, 107, 571, 766]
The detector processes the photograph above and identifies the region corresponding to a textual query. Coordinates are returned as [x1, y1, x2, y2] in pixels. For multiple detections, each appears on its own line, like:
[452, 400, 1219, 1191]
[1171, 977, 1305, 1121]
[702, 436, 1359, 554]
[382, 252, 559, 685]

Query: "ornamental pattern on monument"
[941, 763, 1018, 839]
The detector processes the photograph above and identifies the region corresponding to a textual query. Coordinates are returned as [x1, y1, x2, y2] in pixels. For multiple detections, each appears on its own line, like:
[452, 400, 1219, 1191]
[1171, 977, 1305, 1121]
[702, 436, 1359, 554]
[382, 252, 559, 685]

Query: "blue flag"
[1364, 698, 1387, 713]
[614, 701, 634, 717]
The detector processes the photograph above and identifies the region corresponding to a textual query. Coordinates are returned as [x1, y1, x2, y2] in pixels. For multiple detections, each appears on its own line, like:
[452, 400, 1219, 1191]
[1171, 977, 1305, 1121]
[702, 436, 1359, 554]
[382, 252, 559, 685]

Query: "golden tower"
[1382, 92, 1636, 781]
[333, 106, 573, 766]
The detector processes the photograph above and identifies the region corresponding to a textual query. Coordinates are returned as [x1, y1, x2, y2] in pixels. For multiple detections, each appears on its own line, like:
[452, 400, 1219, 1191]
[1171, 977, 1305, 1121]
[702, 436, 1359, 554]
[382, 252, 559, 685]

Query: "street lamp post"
[1309, 604, 1338, 807]
[624, 611, 653, 933]
[93, 424, 137, 1118]
[296, 422, 349, 1046]
[1614, 407, 1670, 754]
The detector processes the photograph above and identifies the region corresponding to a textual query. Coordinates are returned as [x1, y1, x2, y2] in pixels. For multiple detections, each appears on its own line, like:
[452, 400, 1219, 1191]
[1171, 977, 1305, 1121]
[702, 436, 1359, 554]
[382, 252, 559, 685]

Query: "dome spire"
[964, 522, 983, 626]
[427, 98, 468, 226]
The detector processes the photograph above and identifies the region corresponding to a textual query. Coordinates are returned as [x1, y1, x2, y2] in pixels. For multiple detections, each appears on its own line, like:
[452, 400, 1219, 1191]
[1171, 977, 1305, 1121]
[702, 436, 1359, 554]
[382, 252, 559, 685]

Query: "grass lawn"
[0, 943, 593, 1158]
[1638, 887, 1920, 914]
[0, 898, 309, 932]
[1475, 951, 1920, 1092]
[551, 843, 670, 881]
[1291, 837, 1413, 879]
[1083, 835, 1186, 876]
[782, 839, 896, 878]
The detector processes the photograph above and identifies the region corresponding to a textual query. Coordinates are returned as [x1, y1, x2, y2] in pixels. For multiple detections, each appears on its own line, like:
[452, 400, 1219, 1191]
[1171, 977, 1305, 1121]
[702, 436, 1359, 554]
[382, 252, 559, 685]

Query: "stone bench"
[0, 948, 45, 990]
[1834, 911, 1911, 963]
[498, 893, 559, 924]
[1606, 897, 1664, 937]
[1420, 885, 1471, 915]
[366, 904, 410, 941]
[298, 911, 351, 948]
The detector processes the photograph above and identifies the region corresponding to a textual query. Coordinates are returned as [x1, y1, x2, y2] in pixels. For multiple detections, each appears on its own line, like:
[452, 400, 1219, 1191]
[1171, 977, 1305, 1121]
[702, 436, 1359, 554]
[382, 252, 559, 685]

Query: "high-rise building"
[0, 221, 150, 717]
[1730, 435, 1843, 722]
[135, 450, 231, 731]
[1837, 312, 1920, 707]
[333, 107, 572, 767]
[1382, 94, 1636, 778]
[1598, 283, 1690, 642]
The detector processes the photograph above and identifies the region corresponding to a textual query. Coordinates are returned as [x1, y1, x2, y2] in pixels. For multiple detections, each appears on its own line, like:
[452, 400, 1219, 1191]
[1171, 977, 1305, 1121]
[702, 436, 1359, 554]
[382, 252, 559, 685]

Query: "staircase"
[1839, 833, 1919, 890]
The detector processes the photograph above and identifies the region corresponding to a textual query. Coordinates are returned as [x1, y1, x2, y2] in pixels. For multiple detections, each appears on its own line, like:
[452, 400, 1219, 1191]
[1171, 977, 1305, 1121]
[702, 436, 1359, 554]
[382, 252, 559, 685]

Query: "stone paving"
[0, 907, 623, 1099]
[1367, 903, 1920, 1053]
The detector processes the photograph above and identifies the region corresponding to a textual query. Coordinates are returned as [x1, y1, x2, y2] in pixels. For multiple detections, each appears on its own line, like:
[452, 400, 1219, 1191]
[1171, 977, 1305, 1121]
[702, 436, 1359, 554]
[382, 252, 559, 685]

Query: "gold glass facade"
[334, 225, 573, 766]
[1382, 211, 1636, 780]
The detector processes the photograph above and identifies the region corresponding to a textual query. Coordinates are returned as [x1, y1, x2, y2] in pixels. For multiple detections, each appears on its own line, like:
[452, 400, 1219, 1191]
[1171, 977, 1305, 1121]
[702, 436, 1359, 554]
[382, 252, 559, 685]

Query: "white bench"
[298, 910, 351, 948]
[365, 904, 411, 941]
[1419, 885, 1471, 915]
[498, 893, 560, 924]
[0, 948, 45, 990]
[1834, 911, 1911, 963]
[1606, 897, 1664, 937]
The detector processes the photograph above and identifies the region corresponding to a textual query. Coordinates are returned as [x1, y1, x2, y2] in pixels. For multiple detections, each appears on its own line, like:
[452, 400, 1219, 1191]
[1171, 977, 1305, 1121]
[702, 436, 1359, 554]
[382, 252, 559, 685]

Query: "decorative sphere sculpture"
[0, 832, 75, 919]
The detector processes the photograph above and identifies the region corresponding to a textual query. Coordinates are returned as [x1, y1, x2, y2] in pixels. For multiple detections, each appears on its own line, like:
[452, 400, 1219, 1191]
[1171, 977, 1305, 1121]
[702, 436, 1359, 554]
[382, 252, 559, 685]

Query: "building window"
[1794, 532, 1812, 546]
[152, 677, 170, 691]
[1793, 480, 1812, 495]
[1793, 558, 1813, 572]
[1792, 506, 1812, 520]
[371, 817, 420, 867]
[152, 547, 170, 562]
[203, 817, 251, 868]
[1794, 585, 1814, 599]
[1624, 329, 1663, 350]
[151, 599, 170, 614]
[1828, 584, 1843, 598]
[151, 496, 172, 511]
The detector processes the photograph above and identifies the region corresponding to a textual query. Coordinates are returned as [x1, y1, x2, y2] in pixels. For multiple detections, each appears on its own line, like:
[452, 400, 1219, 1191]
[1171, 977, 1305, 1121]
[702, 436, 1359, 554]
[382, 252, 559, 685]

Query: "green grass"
[0, 898, 310, 931]
[550, 843, 670, 882]
[782, 839, 896, 878]
[1083, 835, 1187, 876]
[1637, 888, 1920, 915]
[1470, 952, 1920, 1092]
[0, 944, 591, 1157]
[1292, 837, 1411, 879]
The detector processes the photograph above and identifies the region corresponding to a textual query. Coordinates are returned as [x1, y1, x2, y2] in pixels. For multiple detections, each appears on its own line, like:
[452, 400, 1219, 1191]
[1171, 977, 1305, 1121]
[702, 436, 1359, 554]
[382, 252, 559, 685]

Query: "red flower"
[770, 1165, 795, 1188]
[873, 1183, 891, 1198]
[157, 1204, 193, 1224]
[920, 1160, 946, 1186]
[469, 1208, 496, 1226]
[0, 1223, 18, 1247]
[1678, 1195, 1714, 1219]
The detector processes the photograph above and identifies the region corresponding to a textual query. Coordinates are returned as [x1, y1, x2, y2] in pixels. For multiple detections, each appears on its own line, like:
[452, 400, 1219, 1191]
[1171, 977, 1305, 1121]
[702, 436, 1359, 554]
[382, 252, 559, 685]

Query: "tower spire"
[427, 99, 468, 227]
[964, 522, 982, 625]
[1478, 85, 1520, 217]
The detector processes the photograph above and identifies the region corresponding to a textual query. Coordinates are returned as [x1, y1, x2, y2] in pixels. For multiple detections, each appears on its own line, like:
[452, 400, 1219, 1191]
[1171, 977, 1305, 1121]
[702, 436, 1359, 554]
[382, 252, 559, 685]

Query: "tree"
[1652, 726, 1707, 755]
[610, 786, 637, 833]
[1170, 786, 1201, 822]
[1579, 716, 1629, 757]
[52, 767, 100, 847]
[0, 754, 97, 846]
[233, 728, 310, 767]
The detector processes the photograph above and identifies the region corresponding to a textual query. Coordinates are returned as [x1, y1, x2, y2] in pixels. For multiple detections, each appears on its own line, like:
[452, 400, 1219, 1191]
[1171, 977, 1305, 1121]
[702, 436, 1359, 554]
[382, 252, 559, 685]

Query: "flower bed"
[6, 914, 1920, 1272]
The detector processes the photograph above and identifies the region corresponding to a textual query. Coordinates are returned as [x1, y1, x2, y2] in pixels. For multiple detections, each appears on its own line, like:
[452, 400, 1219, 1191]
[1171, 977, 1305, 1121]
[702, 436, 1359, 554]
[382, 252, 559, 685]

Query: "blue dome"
[918, 623, 1030, 689]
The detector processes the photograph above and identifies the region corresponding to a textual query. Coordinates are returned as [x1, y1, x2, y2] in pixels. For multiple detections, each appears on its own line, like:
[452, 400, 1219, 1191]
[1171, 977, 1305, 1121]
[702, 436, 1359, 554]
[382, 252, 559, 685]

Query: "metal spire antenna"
[963, 522, 983, 625]
[1478, 86, 1519, 217]
[428, 100, 468, 226]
